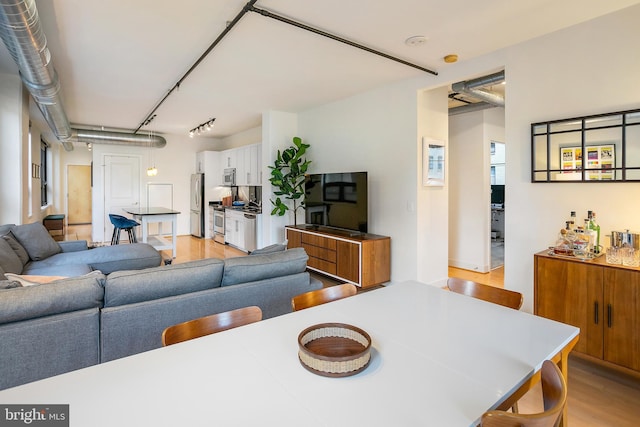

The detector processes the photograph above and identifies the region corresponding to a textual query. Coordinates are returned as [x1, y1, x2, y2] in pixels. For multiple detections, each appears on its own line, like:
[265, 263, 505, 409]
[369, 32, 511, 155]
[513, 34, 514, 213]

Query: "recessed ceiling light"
[405, 35, 428, 46]
[443, 54, 458, 63]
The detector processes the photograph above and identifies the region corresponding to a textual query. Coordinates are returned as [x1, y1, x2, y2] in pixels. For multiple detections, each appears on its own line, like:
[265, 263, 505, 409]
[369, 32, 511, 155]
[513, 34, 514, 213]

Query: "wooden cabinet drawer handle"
[594, 301, 599, 325]
[607, 304, 612, 328]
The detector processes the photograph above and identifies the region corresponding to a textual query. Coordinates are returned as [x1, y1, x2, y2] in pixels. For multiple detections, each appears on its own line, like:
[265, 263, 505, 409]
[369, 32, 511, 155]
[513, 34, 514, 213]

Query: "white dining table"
[0, 281, 579, 427]
[122, 206, 180, 258]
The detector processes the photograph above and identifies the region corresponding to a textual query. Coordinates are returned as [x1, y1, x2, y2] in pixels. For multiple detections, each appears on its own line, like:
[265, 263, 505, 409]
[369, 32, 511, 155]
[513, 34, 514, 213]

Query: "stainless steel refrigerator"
[190, 173, 204, 237]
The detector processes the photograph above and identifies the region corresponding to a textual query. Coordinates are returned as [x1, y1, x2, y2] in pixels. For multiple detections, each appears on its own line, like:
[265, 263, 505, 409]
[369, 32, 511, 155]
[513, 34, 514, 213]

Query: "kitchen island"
[123, 207, 180, 258]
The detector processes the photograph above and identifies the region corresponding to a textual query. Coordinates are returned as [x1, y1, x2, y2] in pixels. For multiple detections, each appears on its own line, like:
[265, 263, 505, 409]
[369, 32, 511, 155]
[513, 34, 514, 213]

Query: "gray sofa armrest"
[59, 240, 88, 252]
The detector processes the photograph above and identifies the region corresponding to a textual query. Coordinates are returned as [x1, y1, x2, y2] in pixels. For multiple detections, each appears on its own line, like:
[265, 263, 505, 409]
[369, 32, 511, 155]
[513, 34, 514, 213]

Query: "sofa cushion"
[104, 258, 225, 307]
[0, 224, 14, 236]
[22, 243, 161, 275]
[11, 223, 61, 261]
[222, 247, 308, 287]
[0, 238, 23, 275]
[250, 243, 287, 255]
[0, 271, 105, 324]
[22, 262, 93, 277]
[2, 232, 29, 265]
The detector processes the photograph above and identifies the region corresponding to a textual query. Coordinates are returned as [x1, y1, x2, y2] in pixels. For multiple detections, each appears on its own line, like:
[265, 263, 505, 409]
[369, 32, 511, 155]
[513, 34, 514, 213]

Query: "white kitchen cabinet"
[221, 149, 237, 170]
[225, 209, 245, 251]
[247, 144, 261, 185]
[235, 148, 247, 185]
[219, 144, 262, 186]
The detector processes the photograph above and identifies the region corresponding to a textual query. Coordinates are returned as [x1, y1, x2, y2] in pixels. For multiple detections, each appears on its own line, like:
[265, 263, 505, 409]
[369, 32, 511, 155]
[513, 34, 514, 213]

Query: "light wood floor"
[68, 225, 640, 426]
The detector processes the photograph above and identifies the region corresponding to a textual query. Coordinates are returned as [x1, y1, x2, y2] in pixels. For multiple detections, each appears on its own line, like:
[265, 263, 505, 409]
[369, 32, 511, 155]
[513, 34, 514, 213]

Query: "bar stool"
[109, 214, 140, 245]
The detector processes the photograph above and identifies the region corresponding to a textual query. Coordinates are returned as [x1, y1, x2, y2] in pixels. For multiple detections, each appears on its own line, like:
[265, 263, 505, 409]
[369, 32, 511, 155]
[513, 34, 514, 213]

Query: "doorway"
[103, 155, 141, 242]
[67, 165, 92, 224]
[490, 141, 505, 269]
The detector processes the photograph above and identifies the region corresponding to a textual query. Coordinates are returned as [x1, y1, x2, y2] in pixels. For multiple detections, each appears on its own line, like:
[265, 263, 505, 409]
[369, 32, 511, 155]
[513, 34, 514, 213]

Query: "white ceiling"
[1, 0, 638, 140]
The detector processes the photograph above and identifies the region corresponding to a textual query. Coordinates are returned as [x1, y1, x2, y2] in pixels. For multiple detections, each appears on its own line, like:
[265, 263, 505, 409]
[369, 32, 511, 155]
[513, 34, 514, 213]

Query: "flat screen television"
[304, 172, 368, 233]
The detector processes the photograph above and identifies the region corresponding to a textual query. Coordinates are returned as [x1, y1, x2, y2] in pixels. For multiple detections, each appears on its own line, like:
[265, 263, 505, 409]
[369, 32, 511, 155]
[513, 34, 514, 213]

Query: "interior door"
[67, 165, 92, 224]
[104, 155, 140, 242]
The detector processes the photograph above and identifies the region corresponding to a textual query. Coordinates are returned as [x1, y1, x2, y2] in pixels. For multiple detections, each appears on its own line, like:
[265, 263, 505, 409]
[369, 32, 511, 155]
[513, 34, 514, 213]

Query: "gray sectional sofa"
[0, 222, 162, 278]
[0, 247, 321, 390]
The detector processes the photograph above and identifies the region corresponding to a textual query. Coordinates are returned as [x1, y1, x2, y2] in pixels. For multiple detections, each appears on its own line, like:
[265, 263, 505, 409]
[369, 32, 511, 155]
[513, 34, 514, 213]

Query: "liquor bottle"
[568, 211, 576, 230]
[583, 219, 596, 252]
[589, 211, 601, 253]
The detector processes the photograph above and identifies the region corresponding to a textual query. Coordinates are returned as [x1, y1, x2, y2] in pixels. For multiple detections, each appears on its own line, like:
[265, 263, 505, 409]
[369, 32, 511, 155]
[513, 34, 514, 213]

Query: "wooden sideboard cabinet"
[285, 225, 391, 288]
[534, 251, 640, 373]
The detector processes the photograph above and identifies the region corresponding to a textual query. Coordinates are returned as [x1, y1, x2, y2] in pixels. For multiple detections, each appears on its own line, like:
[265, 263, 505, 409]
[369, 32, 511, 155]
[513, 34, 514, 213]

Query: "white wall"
[297, 79, 428, 284]
[449, 107, 505, 273]
[261, 111, 298, 246]
[0, 77, 47, 225]
[449, 110, 490, 271]
[219, 126, 261, 150]
[290, 4, 640, 298]
[91, 134, 220, 242]
[502, 4, 640, 311]
[416, 86, 450, 286]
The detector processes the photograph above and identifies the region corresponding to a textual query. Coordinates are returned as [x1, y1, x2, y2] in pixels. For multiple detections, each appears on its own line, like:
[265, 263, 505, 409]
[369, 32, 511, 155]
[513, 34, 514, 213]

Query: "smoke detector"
[405, 35, 428, 46]
[444, 54, 459, 63]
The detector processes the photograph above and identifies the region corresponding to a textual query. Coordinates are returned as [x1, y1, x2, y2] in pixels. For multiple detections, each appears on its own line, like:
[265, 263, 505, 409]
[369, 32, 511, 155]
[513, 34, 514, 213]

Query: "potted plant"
[269, 136, 311, 225]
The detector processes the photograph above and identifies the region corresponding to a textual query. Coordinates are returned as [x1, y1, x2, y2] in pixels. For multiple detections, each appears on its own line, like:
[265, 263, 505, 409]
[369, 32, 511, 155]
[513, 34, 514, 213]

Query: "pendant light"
[147, 130, 158, 176]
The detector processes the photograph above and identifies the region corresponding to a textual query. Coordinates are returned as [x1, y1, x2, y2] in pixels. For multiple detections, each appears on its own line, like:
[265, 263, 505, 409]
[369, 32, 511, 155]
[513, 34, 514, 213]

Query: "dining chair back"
[480, 360, 567, 427]
[291, 283, 357, 311]
[162, 306, 262, 346]
[446, 277, 523, 310]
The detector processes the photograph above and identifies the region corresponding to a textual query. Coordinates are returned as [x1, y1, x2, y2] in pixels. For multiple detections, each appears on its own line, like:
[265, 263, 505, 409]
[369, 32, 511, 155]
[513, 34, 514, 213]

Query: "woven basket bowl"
[297, 322, 372, 377]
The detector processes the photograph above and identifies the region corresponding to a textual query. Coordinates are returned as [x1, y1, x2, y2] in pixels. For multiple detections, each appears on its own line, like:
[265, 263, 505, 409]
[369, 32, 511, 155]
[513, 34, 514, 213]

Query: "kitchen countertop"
[209, 201, 261, 214]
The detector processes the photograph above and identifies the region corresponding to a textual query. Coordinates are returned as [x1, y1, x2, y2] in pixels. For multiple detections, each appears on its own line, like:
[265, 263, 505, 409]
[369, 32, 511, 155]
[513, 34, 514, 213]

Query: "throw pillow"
[250, 243, 287, 255]
[11, 222, 61, 261]
[0, 238, 23, 275]
[0, 280, 22, 289]
[2, 232, 30, 265]
[4, 273, 68, 287]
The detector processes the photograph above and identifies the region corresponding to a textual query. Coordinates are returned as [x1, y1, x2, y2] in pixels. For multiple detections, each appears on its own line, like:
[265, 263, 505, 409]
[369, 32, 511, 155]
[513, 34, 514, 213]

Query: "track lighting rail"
[134, 0, 437, 134]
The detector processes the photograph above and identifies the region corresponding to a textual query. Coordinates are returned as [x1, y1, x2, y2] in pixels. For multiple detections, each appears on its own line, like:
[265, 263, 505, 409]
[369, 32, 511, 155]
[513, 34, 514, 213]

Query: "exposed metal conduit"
[248, 5, 438, 76]
[451, 71, 505, 108]
[135, 0, 438, 131]
[0, 0, 166, 150]
[135, 0, 259, 133]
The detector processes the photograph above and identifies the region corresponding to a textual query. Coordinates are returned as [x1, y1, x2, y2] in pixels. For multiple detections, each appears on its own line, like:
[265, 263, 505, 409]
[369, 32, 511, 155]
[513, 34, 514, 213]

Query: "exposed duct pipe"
[72, 128, 166, 148]
[449, 101, 495, 116]
[0, 0, 166, 151]
[451, 71, 505, 108]
[0, 0, 73, 150]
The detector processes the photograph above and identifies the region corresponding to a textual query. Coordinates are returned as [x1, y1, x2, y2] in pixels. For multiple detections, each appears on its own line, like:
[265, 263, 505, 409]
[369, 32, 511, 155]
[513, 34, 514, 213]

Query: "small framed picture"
[423, 138, 445, 186]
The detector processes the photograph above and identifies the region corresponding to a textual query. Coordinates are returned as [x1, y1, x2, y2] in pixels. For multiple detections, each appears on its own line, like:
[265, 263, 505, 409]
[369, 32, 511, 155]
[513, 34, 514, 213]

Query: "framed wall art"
[423, 138, 445, 186]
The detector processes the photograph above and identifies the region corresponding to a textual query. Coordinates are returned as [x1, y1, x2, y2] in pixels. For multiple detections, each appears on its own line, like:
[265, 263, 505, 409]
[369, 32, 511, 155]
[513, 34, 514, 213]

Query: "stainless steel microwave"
[223, 168, 236, 186]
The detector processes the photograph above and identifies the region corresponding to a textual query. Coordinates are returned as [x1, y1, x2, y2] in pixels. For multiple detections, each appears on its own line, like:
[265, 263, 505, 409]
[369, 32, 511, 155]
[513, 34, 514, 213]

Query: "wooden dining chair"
[291, 283, 357, 311]
[447, 277, 524, 413]
[161, 306, 262, 346]
[481, 360, 567, 427]
[446, 277, 523, 310]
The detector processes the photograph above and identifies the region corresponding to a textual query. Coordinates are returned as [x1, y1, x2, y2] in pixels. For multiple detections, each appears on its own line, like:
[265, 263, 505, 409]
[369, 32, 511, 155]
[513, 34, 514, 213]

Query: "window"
[40, 139, 49, 206]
